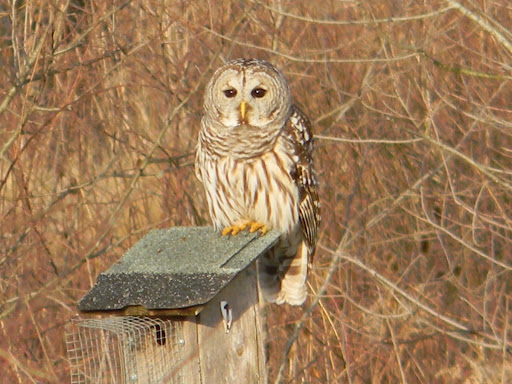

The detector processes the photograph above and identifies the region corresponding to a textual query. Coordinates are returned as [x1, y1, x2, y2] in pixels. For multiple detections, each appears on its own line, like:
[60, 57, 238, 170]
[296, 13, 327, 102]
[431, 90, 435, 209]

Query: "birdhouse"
[66, 227, 279, 384]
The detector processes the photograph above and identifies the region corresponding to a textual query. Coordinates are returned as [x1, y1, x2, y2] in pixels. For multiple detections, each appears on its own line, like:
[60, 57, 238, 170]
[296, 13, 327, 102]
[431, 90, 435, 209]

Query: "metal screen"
[66, 317, 185, 384]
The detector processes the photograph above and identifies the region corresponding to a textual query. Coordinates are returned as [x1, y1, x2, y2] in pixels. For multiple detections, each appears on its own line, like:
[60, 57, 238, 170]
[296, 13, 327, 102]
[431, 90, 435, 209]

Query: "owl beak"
[239, 100, 248, 122]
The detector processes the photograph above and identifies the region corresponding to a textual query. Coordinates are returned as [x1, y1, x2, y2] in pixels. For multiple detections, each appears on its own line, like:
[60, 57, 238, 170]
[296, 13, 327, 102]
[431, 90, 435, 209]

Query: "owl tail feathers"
[258, 243, 309, 306]
[277, 242, 308, 306]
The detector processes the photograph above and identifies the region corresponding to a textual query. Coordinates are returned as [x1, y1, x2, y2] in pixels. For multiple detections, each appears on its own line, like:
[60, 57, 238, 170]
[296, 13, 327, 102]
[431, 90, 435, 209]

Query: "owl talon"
[221, 221, 268, 236]
[222, 225, 241, 236]
[248, 222, 269, 235]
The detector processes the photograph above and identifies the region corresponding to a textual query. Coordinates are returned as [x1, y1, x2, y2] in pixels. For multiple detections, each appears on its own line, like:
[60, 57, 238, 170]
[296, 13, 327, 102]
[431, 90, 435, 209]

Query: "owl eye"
[251, 88, 267, 98]
[223, 89, 237, 98]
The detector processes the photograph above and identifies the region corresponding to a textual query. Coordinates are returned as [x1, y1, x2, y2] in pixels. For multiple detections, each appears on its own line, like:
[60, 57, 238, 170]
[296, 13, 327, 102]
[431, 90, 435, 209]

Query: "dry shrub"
[0, 0, 511, 383]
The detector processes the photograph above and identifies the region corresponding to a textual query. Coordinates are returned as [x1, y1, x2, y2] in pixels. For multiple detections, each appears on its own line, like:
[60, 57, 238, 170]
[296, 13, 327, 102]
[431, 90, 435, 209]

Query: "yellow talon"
[248, 222, 269, 235]
[221, 226, 230, 236]
[222, 225, 239, 236]
[221, 221, 269, 236]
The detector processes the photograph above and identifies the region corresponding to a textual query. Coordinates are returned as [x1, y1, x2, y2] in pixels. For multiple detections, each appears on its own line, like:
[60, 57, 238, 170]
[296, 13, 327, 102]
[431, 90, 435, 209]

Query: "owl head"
[203, 59, 292, 132]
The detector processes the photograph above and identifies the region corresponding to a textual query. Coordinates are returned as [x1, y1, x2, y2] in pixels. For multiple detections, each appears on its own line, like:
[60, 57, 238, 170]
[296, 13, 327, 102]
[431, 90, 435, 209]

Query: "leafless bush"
[1, 0, 511, 383]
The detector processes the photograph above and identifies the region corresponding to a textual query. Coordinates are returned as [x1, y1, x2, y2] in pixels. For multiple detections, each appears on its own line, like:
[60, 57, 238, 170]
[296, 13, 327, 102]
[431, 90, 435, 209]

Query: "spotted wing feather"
[286, 106, 320, 258]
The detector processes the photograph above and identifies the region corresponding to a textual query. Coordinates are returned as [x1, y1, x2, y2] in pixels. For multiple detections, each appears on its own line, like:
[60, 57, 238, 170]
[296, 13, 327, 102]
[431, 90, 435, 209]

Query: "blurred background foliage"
[1, 0, 511, 382]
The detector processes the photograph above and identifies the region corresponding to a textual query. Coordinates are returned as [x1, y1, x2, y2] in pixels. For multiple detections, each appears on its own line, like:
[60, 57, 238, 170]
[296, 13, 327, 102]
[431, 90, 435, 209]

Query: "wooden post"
[176, 264, 267, 384]
[69, 227, 277, 384]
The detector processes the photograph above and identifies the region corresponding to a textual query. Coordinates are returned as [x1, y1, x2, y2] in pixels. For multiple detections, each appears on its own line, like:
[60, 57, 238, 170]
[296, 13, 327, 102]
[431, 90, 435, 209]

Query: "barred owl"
[195, 59, 320, 306]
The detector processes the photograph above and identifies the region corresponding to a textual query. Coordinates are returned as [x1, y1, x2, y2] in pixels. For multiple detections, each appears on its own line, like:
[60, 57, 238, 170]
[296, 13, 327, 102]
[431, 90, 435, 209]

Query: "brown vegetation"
[1, 0, 511, 382]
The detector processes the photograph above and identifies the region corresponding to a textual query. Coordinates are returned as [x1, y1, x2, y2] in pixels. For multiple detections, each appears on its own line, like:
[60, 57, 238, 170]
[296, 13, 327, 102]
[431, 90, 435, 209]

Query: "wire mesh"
[66, 316, 185, 384]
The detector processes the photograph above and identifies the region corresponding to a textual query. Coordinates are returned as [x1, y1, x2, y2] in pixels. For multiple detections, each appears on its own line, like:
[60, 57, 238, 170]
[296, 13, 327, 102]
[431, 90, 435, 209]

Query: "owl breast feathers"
[195, 58, 320, 306]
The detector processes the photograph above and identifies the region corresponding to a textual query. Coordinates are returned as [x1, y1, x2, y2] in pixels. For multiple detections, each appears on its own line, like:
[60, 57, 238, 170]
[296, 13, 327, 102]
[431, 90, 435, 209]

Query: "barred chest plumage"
[198, 136, 301, 237]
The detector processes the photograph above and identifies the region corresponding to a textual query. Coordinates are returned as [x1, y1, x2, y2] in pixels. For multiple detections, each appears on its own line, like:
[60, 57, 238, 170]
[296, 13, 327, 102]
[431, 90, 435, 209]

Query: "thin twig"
[253, 1, 456, 26]
[446, 0, 512, 55]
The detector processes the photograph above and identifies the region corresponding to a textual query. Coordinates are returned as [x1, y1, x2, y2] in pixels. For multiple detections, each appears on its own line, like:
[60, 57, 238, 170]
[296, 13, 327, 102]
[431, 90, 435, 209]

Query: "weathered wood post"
[66, 227, 279, 384]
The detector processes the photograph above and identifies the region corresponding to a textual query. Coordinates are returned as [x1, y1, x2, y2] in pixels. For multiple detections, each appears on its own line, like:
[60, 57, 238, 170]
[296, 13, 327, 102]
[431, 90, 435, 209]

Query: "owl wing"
[286, 105, 320, 257]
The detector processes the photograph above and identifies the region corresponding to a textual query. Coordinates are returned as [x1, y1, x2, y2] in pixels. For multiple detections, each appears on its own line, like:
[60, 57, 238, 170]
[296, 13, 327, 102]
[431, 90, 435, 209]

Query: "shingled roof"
[78, 227, 279, 316]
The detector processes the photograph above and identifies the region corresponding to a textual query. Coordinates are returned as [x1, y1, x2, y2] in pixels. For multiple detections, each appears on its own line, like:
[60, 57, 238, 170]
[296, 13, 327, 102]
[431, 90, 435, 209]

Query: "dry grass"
[1, 0, 511, 383]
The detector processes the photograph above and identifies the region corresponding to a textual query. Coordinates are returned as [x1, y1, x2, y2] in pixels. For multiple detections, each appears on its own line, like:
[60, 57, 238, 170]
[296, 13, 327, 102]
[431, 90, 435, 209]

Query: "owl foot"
[221, 221, 269, 236]
[247, 221, 269, 235]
